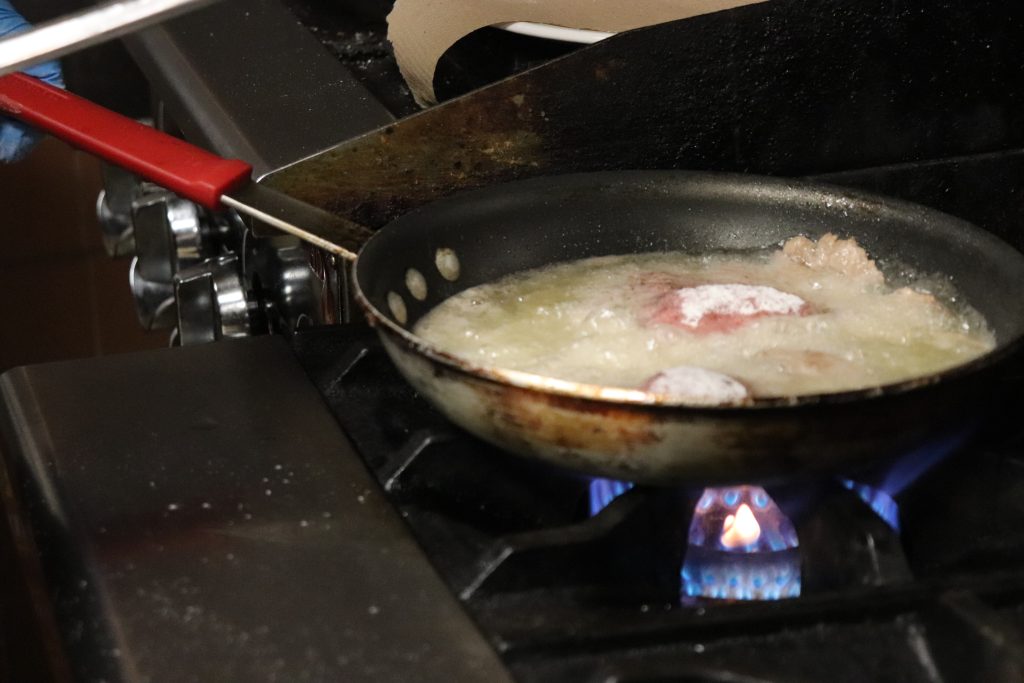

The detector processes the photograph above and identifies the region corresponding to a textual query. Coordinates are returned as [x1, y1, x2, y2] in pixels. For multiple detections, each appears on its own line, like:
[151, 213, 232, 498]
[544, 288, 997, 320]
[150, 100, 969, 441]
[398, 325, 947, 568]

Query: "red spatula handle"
[0, 73, 252, 209]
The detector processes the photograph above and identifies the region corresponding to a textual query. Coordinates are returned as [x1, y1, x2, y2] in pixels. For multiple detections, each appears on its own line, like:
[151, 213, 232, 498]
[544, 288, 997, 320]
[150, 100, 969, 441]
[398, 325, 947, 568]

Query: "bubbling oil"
[412, 238, 995, 398]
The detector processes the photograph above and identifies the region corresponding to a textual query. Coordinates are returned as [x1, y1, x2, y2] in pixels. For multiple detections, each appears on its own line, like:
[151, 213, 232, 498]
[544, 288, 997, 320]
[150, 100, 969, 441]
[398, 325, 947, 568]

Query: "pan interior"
[356, 171, 1024, 360]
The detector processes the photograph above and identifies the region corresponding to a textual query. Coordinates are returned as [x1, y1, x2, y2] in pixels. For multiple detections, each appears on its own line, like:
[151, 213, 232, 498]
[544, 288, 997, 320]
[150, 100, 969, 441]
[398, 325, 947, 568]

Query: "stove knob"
[95, 163, 138, 257]
[129, 190, 210, 330]
[174, 255, 254, 345]
[128, 256, 176, 331]
[246, 235, 324, 332]
[132, 189, 206, 283]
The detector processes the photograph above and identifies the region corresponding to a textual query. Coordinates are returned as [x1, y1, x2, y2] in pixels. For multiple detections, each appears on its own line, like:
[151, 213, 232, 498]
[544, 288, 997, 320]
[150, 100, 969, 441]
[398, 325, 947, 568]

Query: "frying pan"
[4, 74, 1024, 485]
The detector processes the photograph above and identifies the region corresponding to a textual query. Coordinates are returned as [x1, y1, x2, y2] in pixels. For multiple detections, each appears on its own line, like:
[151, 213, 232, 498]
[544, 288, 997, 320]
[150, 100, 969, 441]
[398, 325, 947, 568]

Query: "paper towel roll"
[387, 0, 766, 106]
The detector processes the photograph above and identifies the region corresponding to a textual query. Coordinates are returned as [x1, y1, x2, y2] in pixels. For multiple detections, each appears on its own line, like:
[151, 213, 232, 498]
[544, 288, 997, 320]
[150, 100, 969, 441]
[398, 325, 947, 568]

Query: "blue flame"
[681, 486, 801, 601]
[687, 487, 799, 552]
[681, 547, 802, 600]
[873, 426, 973, 493]
[588, 478, 634, 516]
[837, 425, 973, 532]
[839, 479, 901, 531]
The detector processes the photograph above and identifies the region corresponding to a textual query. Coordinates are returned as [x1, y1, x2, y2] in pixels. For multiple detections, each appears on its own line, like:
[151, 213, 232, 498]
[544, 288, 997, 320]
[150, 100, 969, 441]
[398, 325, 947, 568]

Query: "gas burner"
[682, 486, 801, 600]
[586, 428, 972, 605]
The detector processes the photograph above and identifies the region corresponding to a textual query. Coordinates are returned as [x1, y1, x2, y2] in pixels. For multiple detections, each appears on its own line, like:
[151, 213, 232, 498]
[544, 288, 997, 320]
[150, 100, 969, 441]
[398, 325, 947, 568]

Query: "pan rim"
[352, 170, 1024, 411]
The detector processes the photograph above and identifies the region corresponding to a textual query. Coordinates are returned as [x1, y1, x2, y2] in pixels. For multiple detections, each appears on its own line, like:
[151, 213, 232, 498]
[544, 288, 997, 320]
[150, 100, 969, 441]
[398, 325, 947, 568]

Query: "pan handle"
[0, 72, 251, 209]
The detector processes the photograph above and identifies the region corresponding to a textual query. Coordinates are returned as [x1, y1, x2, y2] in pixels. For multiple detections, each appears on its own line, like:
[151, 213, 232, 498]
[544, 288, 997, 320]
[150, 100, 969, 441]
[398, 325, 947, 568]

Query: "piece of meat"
[782, 232, 884, 285]
[647, 283, 809, 333]
[642, 365, 750, 405]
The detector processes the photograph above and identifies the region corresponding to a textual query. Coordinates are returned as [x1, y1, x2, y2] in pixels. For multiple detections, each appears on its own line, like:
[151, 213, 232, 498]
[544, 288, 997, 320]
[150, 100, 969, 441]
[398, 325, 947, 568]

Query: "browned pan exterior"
[377, 329, 991, 484]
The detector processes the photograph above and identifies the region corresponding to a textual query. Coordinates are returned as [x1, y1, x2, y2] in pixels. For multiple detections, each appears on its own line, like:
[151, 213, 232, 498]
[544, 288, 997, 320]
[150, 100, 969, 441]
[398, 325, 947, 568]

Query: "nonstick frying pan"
[4, 74, 1024, 485]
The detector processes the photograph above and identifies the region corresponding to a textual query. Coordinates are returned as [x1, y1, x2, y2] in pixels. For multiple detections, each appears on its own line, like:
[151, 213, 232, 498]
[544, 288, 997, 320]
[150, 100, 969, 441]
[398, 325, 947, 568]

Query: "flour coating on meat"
[674, 285, 806, 327]
[642, 366, 750, 404]
[414, 234, 995, 399]
[652, 284, 808, 333]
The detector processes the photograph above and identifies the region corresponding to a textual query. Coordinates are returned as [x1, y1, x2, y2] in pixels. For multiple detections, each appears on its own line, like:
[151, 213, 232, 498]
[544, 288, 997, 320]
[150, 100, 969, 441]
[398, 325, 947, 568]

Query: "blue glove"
[0, 0, 64, 163]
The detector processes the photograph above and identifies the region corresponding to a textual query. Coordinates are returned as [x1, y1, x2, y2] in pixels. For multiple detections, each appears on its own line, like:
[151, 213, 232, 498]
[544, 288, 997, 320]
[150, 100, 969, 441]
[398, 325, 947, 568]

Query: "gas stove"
[299, 325, 1024, 682]
[5, 323, 1024, 682]
[4, 0, 1024, 681]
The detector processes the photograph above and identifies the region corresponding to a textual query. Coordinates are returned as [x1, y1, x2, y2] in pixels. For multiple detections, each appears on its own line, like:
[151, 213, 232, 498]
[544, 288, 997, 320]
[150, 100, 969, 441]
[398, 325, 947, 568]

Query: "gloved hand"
[0, 0, 64, 162]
